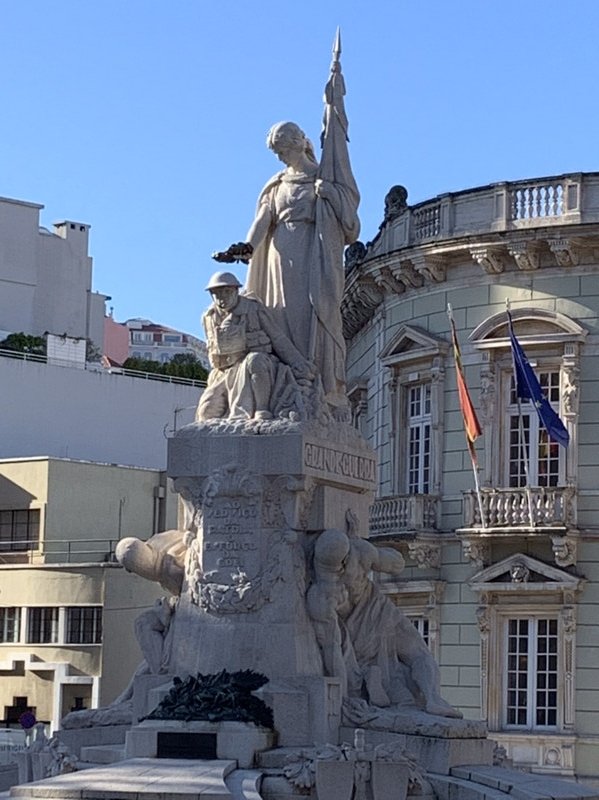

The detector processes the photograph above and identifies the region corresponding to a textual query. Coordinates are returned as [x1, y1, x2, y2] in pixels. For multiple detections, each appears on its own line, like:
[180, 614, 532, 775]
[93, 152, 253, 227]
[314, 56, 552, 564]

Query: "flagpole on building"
[447, 304, 486, 530]
[505, 299, 535, 528]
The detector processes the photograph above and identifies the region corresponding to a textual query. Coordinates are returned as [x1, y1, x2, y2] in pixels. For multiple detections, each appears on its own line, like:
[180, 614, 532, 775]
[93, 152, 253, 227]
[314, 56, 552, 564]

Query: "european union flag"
[507, 310, 569, 448]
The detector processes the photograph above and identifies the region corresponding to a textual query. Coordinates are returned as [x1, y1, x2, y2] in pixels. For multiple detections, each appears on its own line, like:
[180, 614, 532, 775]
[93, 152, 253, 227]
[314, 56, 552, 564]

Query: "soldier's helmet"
[205, 271, 242, 291]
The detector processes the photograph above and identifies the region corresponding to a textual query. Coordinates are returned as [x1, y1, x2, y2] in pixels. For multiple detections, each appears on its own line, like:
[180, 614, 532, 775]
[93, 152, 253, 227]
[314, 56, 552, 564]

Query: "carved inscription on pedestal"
[304, 441, 376, 487]
[202, 497, 261, 581]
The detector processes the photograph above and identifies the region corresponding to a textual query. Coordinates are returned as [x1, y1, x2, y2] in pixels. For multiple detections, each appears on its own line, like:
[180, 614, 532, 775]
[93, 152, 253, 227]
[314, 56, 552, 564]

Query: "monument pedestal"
[165, 421, 375, 746]
[125, 719, 275, 768]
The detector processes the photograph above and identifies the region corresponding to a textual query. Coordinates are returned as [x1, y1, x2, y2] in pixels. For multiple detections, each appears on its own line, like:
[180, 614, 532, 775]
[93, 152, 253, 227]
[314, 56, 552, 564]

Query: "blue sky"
[3, 1, 599, 338]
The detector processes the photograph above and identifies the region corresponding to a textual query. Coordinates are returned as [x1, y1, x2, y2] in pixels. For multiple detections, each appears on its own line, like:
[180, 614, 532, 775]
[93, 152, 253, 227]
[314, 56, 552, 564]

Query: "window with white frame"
[406, 382, 431, 494]
[66, 607, 102, 644]
[3, 606, 104, 646]
[470, 308, 585, 498]
[470, 554, 581, 743]
[132, 332, 153, 343]
[26, 607, 59, 644]
[506, 371, 563, 487]
[505, 617, 558, 729]
[0, 608, 20, 643]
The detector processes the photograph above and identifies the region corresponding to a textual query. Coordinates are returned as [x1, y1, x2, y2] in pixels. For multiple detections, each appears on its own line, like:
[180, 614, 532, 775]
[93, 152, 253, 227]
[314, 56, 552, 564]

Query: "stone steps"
[429, 764, 599, 800]
[9, 757, 237, 800]
[78, 743, 126, 765]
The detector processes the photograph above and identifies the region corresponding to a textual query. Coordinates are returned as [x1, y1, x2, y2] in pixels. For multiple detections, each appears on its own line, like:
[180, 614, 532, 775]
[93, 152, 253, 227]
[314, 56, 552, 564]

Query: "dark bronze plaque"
[157, 731, 217, 759]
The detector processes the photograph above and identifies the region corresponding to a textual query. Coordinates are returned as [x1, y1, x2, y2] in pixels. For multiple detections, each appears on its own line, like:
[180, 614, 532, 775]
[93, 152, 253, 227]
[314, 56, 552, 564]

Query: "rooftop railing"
[0, 348, 206, 388]
[367, 171, 599, 254]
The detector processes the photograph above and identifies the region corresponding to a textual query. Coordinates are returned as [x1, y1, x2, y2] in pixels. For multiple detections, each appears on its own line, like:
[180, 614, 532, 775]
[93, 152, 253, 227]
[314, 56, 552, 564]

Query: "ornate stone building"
[343, 172, 599, 782]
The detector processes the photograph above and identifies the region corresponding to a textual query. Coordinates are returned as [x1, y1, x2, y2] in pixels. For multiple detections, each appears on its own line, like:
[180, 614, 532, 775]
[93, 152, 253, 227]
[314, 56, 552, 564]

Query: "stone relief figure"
[62, 597, 177, 730]
[307, 527, 462, 718]
[197, 271, 314, 422]
[213, 34, 360, 412]
[115, 528, 186, 596]
[134, 595, 177, 674]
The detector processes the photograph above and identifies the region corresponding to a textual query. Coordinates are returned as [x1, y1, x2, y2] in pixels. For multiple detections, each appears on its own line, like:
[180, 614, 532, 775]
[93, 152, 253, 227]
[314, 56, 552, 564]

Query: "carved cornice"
[551, 534, 578, 568]
[508, 241, 541, 270]
[461, 539, 491, 568]
[407, 254, 447, 283]
[371, 265, 405, 294]
[470, 246, 505, 274]
[407, 539, 441, 569]
[342, 275, 385, 339]
[390, 261, 423, 288]
[548, 238, 581, 268]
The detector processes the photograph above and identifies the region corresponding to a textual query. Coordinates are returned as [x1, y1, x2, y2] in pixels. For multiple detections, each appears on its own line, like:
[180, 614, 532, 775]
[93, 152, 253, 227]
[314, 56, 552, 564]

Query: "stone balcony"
[370, 493, 440, 536]
[369, 494, 441, 569]
[342, 171, 599, 337]
[457, 486, 578, 569]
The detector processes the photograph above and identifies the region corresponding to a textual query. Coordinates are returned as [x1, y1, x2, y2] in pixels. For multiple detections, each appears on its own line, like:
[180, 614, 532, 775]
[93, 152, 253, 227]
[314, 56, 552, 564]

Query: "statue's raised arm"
[216, 31, 360, 414]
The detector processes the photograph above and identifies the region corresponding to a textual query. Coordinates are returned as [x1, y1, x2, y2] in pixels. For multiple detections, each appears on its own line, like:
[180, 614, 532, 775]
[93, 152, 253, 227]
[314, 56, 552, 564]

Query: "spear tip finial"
[333, 27, 341, 61]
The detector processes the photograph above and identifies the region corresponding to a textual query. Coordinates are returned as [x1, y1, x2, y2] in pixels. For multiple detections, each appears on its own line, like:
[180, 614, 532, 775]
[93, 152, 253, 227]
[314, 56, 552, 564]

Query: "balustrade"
[462, 486, 574, 529]
[369, 494, 439, 536]
[370, 172, 592, 250]
[510, 181, 564, 220]
[412, 203, 441, 240]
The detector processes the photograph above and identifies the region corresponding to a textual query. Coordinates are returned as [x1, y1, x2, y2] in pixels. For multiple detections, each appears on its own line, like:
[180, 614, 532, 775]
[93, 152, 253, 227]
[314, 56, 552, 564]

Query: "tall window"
[27, 607, 59, 644]
[0, 510, 40, 551]
[0, 608, 20, 643]
[407, 383, 431, 494]
[66, 607, 102, 644]
[507, 371, 563, 487]
[505, 617, 558, 729]
[410, 616, 430, 647]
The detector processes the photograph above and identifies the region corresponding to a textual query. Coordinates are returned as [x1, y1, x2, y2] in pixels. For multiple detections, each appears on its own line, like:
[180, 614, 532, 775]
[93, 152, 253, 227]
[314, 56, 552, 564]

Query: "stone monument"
[29, 32, 597, 800]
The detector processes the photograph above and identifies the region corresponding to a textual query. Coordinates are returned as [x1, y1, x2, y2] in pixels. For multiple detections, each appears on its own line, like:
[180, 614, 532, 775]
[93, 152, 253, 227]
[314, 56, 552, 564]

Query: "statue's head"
[314, 528, 350, 571]
[206, 271, 242, 313]
[266, 122, 317, 166]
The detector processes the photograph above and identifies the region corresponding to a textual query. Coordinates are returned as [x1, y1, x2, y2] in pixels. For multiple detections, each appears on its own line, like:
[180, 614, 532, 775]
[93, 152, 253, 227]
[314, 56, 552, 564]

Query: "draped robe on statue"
[246, 54, 360, 408]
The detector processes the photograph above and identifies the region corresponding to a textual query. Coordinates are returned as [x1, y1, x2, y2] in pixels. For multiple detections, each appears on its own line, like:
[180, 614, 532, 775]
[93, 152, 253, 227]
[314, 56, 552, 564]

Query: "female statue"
[214, 34, 360, 412]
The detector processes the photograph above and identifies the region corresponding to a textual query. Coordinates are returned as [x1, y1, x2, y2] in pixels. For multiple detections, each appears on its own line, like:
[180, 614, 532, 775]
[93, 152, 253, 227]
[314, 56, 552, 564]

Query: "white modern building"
[343, 171, 599, 783]
[0, 196, 107, 352]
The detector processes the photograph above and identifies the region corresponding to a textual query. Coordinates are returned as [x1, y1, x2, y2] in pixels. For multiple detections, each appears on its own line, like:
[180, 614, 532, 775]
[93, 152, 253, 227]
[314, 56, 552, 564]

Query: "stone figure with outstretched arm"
[213, 31, 360, 414]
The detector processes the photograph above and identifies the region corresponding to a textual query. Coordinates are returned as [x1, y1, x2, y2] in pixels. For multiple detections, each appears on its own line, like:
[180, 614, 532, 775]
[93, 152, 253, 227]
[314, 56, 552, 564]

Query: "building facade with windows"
[124, 318, 208, 368]
[343, 172, 599, 782]
[0, 457, 178, 732]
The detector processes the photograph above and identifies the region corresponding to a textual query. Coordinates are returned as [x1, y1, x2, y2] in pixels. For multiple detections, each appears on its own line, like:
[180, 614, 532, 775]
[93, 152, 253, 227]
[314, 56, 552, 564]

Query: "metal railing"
[0, 348, 206, 388]
[0, 538, 119, 565]
[369, 494, 439, 536]
[0, 348, 46, 364]
[462, 486, 575, 529]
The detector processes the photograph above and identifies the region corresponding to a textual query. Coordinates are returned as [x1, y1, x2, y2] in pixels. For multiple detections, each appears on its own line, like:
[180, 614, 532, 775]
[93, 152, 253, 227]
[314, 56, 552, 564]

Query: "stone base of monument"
[339, 726, 495, 776]
[139, 673, 341, 749]
[125, 719, 275, 768]
[252, 676, 342, 747]
[165, 421, 376, 748]
[56, 723, 130, 758]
